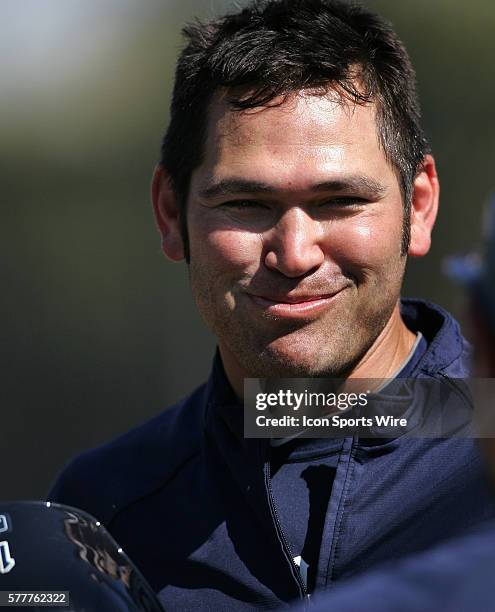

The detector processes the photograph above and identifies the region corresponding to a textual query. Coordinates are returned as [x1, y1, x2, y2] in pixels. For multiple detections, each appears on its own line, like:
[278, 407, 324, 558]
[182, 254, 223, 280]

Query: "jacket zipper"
[264, 459, 309, 602]
[438, 372, 474, 408]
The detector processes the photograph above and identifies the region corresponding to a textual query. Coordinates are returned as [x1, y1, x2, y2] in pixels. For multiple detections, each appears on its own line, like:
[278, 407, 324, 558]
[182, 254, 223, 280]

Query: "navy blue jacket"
[48, 300, 495, 610]
[294, 521, 495, 612]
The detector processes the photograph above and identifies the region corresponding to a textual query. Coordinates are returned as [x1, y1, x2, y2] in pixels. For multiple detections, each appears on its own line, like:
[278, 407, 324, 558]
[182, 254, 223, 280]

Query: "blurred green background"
[1, 0, 494, 499]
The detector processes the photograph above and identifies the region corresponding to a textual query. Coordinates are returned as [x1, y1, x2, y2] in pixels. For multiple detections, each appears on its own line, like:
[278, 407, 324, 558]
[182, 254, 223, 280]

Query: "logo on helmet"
[0, 515, 10, 534]
[0, 541, 15, 574]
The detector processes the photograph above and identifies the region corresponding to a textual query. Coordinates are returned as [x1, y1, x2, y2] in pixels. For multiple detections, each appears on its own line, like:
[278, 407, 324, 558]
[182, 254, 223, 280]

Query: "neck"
[220, 302, 416, 400]
[346, 303, 416, 379]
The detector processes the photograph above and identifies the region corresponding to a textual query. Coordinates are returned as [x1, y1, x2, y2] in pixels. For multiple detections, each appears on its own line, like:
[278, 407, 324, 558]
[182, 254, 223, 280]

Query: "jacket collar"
[400, 298, 470, 376]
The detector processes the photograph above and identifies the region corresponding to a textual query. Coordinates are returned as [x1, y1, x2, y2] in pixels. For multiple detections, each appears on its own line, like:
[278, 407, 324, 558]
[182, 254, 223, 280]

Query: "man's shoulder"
[47, 382, 208, 524]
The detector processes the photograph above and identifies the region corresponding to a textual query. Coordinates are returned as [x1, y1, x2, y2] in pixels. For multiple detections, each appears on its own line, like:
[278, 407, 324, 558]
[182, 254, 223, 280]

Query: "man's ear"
[151, 165, 185, 261]
[408, 154, 440, 258]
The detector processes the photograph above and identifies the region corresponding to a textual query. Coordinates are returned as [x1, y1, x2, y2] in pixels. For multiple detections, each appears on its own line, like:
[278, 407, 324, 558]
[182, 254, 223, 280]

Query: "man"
[48, 1, 495, 609]
[291, 198, 495, 612]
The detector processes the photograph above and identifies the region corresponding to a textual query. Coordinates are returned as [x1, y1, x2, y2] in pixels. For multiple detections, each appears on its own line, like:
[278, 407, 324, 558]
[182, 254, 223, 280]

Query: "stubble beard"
[192, 276, 401, 380]
[232, 294, 398, 379]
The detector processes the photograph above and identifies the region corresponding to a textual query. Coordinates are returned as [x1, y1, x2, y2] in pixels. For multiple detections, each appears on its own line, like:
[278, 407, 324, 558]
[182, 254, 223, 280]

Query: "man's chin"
[219, 319, 363, 377]
[250, 344, 341, 378]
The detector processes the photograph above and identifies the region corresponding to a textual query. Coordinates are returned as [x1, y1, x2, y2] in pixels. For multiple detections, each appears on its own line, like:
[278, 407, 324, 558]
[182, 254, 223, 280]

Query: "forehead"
[195, 91, 393, 189]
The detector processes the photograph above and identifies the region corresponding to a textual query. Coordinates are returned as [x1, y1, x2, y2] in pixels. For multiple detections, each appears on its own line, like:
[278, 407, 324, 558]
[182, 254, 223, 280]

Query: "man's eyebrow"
[198, 176, 387, 199]
[198, 180, 275, 199]
[313, 177, 387, 198]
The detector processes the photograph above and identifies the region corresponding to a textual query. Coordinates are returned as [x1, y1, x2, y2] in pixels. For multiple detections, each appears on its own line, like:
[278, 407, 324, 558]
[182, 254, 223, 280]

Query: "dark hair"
[161, 0, 429, 259]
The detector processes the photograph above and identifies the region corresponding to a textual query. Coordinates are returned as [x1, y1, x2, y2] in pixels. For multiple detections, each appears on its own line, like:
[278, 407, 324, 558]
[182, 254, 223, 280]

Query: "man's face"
[185, 92, 408, 378]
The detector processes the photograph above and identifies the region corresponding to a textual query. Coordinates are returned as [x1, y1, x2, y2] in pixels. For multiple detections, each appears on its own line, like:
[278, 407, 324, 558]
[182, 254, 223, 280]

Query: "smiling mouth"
[247, 291, 343, 318]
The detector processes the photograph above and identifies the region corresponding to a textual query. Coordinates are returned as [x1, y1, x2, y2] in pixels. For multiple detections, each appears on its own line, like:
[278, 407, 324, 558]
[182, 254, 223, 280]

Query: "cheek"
[188, 206, 262, 273]
[327, 214, 402, 272]
[189, 228, 262, 317]
[199, 228, 262, 271]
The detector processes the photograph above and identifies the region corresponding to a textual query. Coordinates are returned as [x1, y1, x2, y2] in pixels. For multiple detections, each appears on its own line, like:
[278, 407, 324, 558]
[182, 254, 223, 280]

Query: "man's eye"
[319, 197, 368, 207]
[221, 200, 268, 209]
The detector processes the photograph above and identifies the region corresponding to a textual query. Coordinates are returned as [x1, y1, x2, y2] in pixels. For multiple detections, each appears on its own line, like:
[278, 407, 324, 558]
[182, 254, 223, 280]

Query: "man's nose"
[264, 207, 325, 277]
